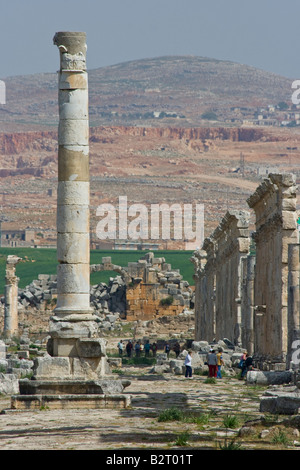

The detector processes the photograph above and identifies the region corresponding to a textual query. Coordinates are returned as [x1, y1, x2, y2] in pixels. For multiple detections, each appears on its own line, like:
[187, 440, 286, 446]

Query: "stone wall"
[191, 238, 216, 342]
[125, 252, 193, 321]
[192, 210, 250, 346]
[247, 174, 298, 363]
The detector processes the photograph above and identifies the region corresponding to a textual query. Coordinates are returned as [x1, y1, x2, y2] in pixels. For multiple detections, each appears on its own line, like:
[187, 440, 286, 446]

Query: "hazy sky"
[1, 0, 300, 79]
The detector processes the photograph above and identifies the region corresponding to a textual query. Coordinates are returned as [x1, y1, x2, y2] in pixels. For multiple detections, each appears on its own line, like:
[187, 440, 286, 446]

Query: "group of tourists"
[117, 339, 182, 358]
[184, 347, 253, 380]
[183, 348, 223, 380]
[118, 339, 253, 380]
[206, 347, 225, 378]
[117, 339, 158, 358]
[164, 341, 181, 358]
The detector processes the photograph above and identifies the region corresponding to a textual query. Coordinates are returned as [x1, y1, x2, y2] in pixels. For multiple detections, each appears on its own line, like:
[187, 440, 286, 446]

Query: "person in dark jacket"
[241, 354, 253, 378]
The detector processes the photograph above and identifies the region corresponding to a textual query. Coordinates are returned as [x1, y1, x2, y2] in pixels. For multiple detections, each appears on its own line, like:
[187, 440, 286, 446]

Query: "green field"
[0, 248, 195, 295]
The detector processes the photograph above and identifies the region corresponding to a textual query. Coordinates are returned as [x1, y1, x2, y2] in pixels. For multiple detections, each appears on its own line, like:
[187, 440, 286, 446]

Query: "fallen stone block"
[247, 370, 293, 385]
[0, 373, 19, 395]
[0, 341, 6, 359]
[260, 392, 300, 415]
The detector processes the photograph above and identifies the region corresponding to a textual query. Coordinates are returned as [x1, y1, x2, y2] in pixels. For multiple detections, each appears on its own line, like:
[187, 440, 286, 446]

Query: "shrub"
[160, 296, 174, 306]
[158, 407, 184, 422]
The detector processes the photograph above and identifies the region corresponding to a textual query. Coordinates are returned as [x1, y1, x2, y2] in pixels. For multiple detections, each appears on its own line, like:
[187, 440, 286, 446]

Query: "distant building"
[0, 227, 35, 247]
[114, 240, 160, 250]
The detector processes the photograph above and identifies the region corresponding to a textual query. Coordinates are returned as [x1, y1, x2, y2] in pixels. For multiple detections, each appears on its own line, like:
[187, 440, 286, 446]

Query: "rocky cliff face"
[90, 125, 278, 143]
[0, 131, 57, 155]
[0, 126, 277, 157]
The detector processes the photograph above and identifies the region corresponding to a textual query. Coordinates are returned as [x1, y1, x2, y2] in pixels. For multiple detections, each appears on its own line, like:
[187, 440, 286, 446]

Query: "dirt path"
[0, 367, 297, 452]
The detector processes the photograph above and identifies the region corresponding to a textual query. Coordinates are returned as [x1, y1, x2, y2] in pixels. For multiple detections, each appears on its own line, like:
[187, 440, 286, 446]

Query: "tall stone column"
[8, 32, 131, 410]
[4, 255, 22, 338]
[247, 173, 298, 363]
[51, 32, 97, 357]
[241, 255, 255, 355]
[287, 243, 300, 367]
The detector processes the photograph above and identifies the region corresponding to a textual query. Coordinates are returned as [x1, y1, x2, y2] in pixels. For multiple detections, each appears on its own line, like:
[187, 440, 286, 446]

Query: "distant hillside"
[0, 55, 293, 132]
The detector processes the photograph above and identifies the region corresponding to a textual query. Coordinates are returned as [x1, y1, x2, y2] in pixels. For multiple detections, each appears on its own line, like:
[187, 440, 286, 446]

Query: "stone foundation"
[11, 393, 131, 410]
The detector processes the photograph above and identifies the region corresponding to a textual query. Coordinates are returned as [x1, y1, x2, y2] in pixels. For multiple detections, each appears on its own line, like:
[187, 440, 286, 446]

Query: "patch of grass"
[0, 248, 195, 295]
[272, 429, 291, 447]
[158, 407, 213, 427]
[111, 368, 124, 375]
[174, 431, 190, 447]
[158, 407, 184, 422]
[219, 439, 243, 450]
[263, 413, 280, 424]
[121, 356, 156, 366]
[223, 414, 240, 429]
[204, 377, 216, 384]
[183, 412, 213, 426]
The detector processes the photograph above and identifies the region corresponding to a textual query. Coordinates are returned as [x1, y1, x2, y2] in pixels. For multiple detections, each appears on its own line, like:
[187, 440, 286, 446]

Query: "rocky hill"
[0, 55, 294, 132]
[0, 56, 299, 245]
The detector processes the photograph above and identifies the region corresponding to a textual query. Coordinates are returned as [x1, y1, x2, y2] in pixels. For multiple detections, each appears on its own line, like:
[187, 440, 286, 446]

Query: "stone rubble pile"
[0, 274, 127, 331]
[0, 337, 44, 395]
[90, 276, 126, 317]
[17, 274, 58, 308]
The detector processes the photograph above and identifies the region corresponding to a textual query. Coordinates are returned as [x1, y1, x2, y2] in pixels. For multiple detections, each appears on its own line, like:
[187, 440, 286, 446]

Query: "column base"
[10, 393, 131, 411]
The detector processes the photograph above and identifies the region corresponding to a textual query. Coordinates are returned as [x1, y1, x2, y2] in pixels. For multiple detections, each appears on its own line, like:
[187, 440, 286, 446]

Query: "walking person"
[135, 341, 141, 357]
[241, 353, 253, 379]
[165, 342, 170, 358]
[126, 340, 133, 357]
[184, 350, 193, 378]
[144, 340, 150, 357]
[151, 342, 157, 357]
[173, 341, 181, 358]
[216, 348, 224, 378]
[117, 340, 124, 357]
[207, 349, 218, 377]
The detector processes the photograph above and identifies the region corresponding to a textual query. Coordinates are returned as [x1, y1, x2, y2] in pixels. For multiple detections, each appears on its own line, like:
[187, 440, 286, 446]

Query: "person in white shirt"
[184, 350, 193, 378]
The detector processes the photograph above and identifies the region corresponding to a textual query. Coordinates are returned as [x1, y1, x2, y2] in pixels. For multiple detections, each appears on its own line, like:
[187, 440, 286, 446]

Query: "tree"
[201, 111, 218, 120]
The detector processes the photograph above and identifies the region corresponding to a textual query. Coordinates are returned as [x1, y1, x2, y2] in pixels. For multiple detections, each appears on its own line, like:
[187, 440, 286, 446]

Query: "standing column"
[4, 255, 22, 338]
[287, 243, 300, 367]
[53, 32, 93, 320]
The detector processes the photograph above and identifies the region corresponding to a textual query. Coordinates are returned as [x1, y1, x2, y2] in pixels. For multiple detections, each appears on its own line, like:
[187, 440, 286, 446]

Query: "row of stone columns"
[193, 173, 299, 367]
[192, 209, 251, 349]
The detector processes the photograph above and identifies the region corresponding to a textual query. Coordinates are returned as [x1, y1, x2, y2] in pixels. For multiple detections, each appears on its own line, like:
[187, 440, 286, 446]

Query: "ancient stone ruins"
[192, 173, 299, 369]
[192, 173, 300, 413]
[0, 31, 300, 416]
